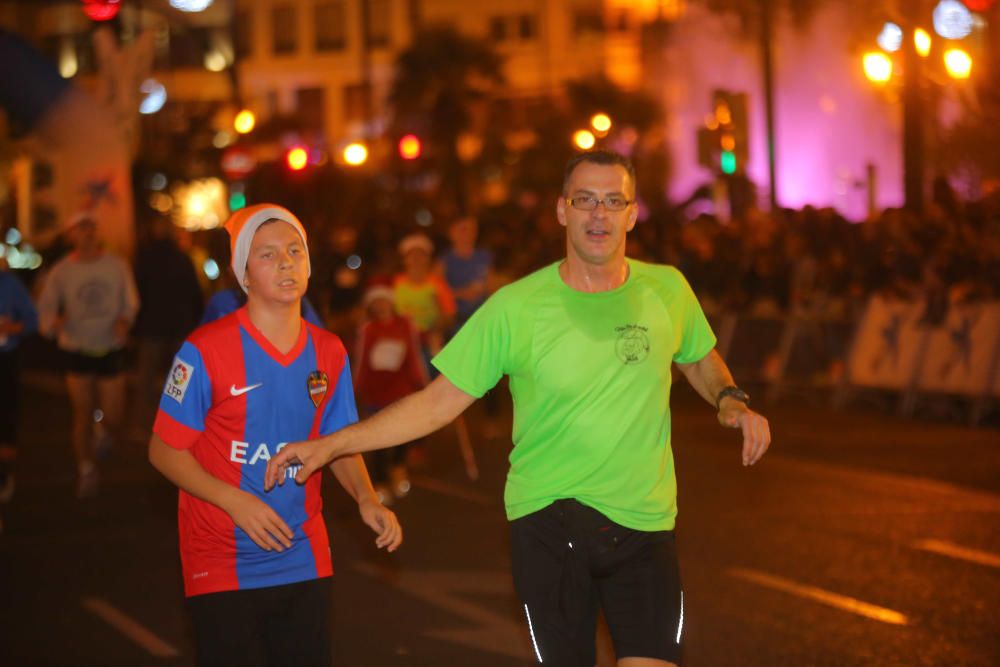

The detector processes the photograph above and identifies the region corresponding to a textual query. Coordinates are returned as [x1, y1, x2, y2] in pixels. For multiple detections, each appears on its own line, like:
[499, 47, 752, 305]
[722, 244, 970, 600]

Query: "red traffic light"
[82, 0, 122, 21]
[398, 134, 422, 160]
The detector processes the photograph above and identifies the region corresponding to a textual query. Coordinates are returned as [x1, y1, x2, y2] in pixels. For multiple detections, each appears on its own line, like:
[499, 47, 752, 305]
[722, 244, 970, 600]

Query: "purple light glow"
[659, 4, 905, 220]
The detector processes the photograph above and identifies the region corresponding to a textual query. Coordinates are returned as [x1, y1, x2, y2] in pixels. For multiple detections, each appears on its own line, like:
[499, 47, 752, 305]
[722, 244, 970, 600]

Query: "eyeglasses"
[565, 195, 633, 212]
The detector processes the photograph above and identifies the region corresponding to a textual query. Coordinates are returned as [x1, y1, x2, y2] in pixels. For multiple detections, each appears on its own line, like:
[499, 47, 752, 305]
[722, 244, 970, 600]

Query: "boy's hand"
[225, 489, 294, 552]
[358, 497, 403, 552]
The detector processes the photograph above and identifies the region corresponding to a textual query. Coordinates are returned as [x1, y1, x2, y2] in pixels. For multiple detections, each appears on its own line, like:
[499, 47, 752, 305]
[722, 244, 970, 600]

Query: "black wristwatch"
[716, 385, 750, 409]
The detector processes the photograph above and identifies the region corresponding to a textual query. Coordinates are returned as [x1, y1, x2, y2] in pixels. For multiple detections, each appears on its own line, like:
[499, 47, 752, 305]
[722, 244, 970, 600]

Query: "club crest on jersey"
[307, 370, 328, 407]
[165, 357, 194, 403]
[615, 324, 650, 365]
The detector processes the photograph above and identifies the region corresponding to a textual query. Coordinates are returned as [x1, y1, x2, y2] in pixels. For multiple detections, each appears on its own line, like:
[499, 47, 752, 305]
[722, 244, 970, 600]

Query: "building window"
[615, 10, 629, 31]
[315, 1, 347, 51]
[235, 9, 252, 58]
[365, 0, 392, 48]
[272, 5, 297, 55]
[489, 16, 507, 41]
[297, 87, 326, 132]
[518, 14, 537, 40]
[343, 83, 371, 123]
[573, 10, 604, 36]
[162, 26, 214, 69]
[266, 90, 280, 116]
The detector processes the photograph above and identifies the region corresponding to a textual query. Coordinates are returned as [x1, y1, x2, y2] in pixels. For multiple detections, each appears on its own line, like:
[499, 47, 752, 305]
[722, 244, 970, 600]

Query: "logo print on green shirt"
[615, 324, 650, 365]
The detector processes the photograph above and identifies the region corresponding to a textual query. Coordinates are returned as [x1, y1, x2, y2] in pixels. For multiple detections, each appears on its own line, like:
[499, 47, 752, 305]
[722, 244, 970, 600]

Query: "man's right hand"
[264, 439, 334, 491]
[225, 489, 294, 552]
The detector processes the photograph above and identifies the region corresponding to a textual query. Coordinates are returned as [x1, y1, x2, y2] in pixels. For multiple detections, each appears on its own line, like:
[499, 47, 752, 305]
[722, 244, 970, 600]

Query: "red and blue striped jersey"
[153, 307, 357, 597]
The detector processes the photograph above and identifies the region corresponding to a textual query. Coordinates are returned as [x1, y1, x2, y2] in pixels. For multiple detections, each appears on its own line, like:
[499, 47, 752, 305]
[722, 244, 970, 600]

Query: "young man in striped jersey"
[149, 204, 401, 667]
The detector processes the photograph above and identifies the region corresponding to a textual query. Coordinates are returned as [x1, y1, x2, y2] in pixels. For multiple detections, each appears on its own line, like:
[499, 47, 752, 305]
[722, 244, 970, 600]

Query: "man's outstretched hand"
[264, 439, 332, 490]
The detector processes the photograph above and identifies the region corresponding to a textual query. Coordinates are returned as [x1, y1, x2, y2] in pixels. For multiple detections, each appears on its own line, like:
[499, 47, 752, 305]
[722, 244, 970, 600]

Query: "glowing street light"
[590, 113, 612, 134]
[170, 0, 214, 11]
[286, 146, 308, 171]
[204, 50, 227, 72]
[863, 52, 893, 83]
[877, 22, 903, 53]
[343, 142, 368, 166]
[933, 0, 974, 40]
[943, 48, 973, 79]
[233, 109, 256, 134]
[572, 130, 596, 150]
[914, 28, 932, 57]
[139, 78, 167, 114]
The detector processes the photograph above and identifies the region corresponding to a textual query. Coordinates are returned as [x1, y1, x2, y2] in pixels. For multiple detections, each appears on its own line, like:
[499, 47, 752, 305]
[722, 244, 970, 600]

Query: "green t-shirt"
[432, 259, 716, 531]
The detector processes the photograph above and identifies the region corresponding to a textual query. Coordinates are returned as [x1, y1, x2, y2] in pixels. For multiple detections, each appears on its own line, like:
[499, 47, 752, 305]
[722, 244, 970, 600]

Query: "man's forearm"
[678, 348, 738, 408]
[325, 375, 476, 458]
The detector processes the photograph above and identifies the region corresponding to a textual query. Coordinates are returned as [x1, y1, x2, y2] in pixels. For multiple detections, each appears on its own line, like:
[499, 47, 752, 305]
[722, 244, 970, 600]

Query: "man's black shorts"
[510, 499, 683, 666]
[186, 577, 332, 667]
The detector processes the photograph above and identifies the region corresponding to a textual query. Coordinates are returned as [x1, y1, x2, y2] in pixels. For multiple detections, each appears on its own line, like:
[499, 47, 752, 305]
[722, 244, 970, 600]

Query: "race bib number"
[371, 339, 407, 372]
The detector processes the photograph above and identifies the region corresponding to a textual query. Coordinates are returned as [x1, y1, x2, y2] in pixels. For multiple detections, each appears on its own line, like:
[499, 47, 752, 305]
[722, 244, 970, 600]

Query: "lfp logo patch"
[165, 357, 194, 404]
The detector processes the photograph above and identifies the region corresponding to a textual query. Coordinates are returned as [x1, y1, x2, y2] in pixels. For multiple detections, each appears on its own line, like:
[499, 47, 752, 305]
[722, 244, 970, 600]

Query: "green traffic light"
[229, 192, 246, 210]
[720, 150, 737, 174]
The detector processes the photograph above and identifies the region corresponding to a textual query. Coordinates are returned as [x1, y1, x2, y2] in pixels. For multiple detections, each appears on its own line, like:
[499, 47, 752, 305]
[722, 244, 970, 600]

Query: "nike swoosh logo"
[230, 383, 263, 396]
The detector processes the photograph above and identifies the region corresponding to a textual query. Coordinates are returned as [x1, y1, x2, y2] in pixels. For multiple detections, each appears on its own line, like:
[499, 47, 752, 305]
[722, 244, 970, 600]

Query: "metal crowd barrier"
[707, 297, 1000, 426]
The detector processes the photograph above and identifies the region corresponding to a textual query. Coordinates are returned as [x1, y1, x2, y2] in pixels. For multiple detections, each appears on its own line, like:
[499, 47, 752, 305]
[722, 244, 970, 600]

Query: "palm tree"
[388, 26, 504, 211]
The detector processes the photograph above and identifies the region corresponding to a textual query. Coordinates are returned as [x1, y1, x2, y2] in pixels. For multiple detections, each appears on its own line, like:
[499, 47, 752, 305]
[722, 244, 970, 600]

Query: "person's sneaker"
[390, 465, 411, 499]
[0, 472, 14, 504]
[76, 465, 100, 499]
[374, 484, 394, 507]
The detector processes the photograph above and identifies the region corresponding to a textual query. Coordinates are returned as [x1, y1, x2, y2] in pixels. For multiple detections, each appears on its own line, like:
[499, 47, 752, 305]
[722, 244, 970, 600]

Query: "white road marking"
[914, 539, 1000, 569]
[712, 453, 1000, 517]
[727, 568, 909, 626]
[410, 474, 492, 505]
[81, 597, 180, 657]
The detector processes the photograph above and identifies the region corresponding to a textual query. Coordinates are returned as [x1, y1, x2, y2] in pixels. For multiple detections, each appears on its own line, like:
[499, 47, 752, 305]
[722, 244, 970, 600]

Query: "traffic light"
[81, 0, 122, 21]
[398, 134, 422, 160]
[711, 90, 748, 175]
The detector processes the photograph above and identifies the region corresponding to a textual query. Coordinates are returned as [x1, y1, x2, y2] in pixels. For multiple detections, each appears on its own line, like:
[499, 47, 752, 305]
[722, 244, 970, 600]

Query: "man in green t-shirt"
[266, 150, 771, 667]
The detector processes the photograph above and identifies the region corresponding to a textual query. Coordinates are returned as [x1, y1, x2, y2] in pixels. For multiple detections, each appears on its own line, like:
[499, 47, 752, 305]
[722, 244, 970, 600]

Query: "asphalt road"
[2, 375, 998, 666]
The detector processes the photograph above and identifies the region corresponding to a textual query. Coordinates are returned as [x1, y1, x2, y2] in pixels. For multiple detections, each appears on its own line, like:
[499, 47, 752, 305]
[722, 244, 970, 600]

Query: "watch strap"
[716, 385, 750, 409]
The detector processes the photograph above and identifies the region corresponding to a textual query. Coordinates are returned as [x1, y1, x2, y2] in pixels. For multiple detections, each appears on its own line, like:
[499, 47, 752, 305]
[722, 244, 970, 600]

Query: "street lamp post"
[865, 0, 984, 216]
[902, 22, 926, 215]
[759, 0, 778, 212]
